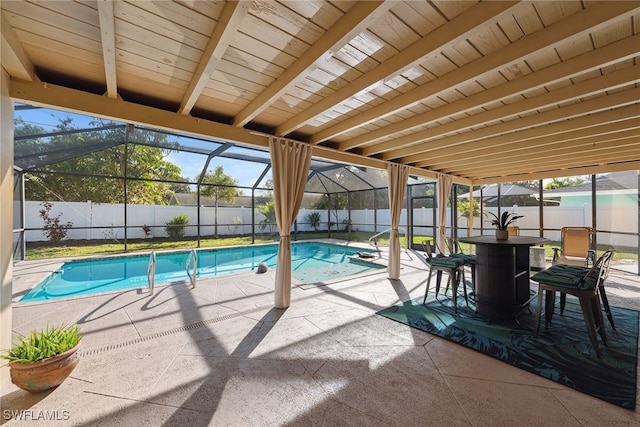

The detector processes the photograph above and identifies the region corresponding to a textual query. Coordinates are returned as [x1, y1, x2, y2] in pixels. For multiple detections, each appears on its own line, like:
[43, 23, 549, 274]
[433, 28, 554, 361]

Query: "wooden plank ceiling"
[2, 0, 639, 185]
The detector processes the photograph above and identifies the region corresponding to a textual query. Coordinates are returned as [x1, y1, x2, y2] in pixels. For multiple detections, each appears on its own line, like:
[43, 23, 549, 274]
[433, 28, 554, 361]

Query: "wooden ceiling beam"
[436, 136, 640, 173]
[321, 1, 640, 147]
[371, 63, 640, 158]
[0, 13, 34, 81]
[5, 1, 637, 187]
[472, 161, 640, 185]
[419, 121, 640, 168]
[337, 33, 640, 151]
[276, 0, 520, 137]
[394, 87, 640, 163]
[452, 144, 640, 178]
[232, 1, 391, 128]
[414, 113, 640, 167]
[179, 1, 251, 115]
[466, 142, 640, 172]
[97, 0, 117, 99]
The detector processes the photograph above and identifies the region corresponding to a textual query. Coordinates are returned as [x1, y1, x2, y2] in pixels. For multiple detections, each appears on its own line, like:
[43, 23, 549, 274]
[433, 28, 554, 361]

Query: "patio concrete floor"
[2, 245, 640, 426]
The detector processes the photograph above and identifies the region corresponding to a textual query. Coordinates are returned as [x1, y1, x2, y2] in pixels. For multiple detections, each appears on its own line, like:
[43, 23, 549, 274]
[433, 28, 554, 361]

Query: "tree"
[348, 189, 375, 210]
[258, 178, 274, 197]
[545, 177, 586, 190]
[169, 180, 191, 194]
[16, 117, 183, 204]
[199, 165, 241, 237]
[257, 199, 277, 234]
[125, 141, 183, 205]
[457, 199, 482, 219]
[312, 192, 348, 230]
[309, 169, 351, 230]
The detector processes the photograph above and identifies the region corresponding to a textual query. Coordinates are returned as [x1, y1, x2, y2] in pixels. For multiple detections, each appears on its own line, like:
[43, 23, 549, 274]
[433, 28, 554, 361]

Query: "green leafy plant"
[1, 324, 81, 364]
[257, 200, 277, 233]
[486, 211, 523, 230]
[306, 212, 321, 231]
[227, 216, 242, 235]
[165, 214, 189, 239]
[457, 199, 482, 219]
[39, 202, 73, 243]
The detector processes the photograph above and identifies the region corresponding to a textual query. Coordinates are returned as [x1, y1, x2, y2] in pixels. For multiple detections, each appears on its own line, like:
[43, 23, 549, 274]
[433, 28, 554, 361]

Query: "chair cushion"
[579, 266, 600, 290]
[450, 253, 476, 264]
[548, 264, 588, 276]
[530, 264, 596, 290]
[428, 255, 465, 268]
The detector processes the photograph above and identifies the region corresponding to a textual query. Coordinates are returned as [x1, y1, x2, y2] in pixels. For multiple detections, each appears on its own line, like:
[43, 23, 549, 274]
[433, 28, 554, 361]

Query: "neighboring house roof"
[544, 171, 637, 196]
[458, 184, 538, 199]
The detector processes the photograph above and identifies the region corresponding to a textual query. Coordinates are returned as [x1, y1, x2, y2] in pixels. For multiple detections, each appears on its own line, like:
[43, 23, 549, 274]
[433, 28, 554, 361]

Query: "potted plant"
[487, 211, 523, 240]
[1, 324, 82, 393]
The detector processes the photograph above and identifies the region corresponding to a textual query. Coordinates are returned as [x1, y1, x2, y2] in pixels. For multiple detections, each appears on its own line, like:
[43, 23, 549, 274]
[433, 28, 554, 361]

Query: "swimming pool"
[20, 242, 383, 302]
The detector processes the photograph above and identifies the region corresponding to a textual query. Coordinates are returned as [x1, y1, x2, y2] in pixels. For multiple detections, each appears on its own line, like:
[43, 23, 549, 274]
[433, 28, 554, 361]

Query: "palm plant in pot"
[1, 324, 82, 393]
[487, 211, 523, 240]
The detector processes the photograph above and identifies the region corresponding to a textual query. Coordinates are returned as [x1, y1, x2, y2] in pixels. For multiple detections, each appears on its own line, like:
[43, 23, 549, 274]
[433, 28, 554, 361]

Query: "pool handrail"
[186, 249, 197, 288]
[147, 251, 156, 295]
[369, 227, 407, 250]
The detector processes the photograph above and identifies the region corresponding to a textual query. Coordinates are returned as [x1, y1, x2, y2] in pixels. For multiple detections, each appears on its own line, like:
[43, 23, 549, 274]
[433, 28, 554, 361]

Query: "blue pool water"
[21, 242, 382, 302]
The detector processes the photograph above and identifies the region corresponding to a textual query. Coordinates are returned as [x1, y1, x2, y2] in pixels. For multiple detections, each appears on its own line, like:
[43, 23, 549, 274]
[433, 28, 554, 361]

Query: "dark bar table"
[459, 235, 549, 322]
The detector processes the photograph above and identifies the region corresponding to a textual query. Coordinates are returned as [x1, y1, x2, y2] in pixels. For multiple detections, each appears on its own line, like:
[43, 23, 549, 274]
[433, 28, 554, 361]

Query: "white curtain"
[387, 163, 409, 279]
[269, 137, 312, 308]
[468, 189, 475, 236]
[437, 173, 453, 254]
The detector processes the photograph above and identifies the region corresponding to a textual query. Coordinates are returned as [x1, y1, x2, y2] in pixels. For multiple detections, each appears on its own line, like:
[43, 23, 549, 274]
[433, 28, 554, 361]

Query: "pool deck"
[3, 244, 640, 426]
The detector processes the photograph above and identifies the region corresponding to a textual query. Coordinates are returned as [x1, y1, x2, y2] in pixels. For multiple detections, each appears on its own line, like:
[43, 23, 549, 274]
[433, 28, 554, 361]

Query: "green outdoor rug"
[377, 294, 638, 409]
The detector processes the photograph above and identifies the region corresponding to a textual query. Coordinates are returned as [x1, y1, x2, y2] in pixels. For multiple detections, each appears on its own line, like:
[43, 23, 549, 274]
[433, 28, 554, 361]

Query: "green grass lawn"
[24, 232, 371, 260]
[24, 232, 637, 263]
[26, 236, 275, 259]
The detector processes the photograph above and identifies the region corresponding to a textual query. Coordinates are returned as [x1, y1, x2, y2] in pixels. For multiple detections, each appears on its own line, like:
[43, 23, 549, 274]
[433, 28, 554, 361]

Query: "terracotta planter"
[495, 229, 509, 240]
[9, 342, 81, 393]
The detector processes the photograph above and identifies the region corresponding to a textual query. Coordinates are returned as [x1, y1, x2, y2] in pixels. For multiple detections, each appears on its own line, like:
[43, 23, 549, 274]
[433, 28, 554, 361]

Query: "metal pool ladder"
[147, 251, 156, 295]
[368, 227, 407, 250]
[186, 249, 197, 288]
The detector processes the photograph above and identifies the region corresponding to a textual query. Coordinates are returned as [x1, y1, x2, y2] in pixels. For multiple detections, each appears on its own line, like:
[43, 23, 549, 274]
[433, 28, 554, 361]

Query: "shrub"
[257, 200, 277, 233]
[306, 212, 321, 231]
[228, 216, 242, 235]
[39, 202, 73, 243]
[165, 214, 189, 239]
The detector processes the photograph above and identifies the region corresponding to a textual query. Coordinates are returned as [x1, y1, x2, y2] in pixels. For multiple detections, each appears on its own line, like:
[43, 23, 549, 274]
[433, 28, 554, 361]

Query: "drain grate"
[78, 305, 270, 357]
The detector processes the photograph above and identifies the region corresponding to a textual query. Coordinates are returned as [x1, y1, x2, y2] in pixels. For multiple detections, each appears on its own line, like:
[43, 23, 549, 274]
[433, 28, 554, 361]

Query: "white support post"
[0, 69, 14, 387]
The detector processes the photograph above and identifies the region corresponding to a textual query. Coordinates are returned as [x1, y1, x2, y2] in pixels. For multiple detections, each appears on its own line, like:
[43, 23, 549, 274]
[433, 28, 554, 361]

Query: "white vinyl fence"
[24, 201, 636, 247]
[24, 200, 400, 241]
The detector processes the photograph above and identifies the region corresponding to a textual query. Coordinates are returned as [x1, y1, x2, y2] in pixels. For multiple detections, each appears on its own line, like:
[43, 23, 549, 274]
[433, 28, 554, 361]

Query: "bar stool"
[446, 237, 476, 293]
[422, 240, 468, 314]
